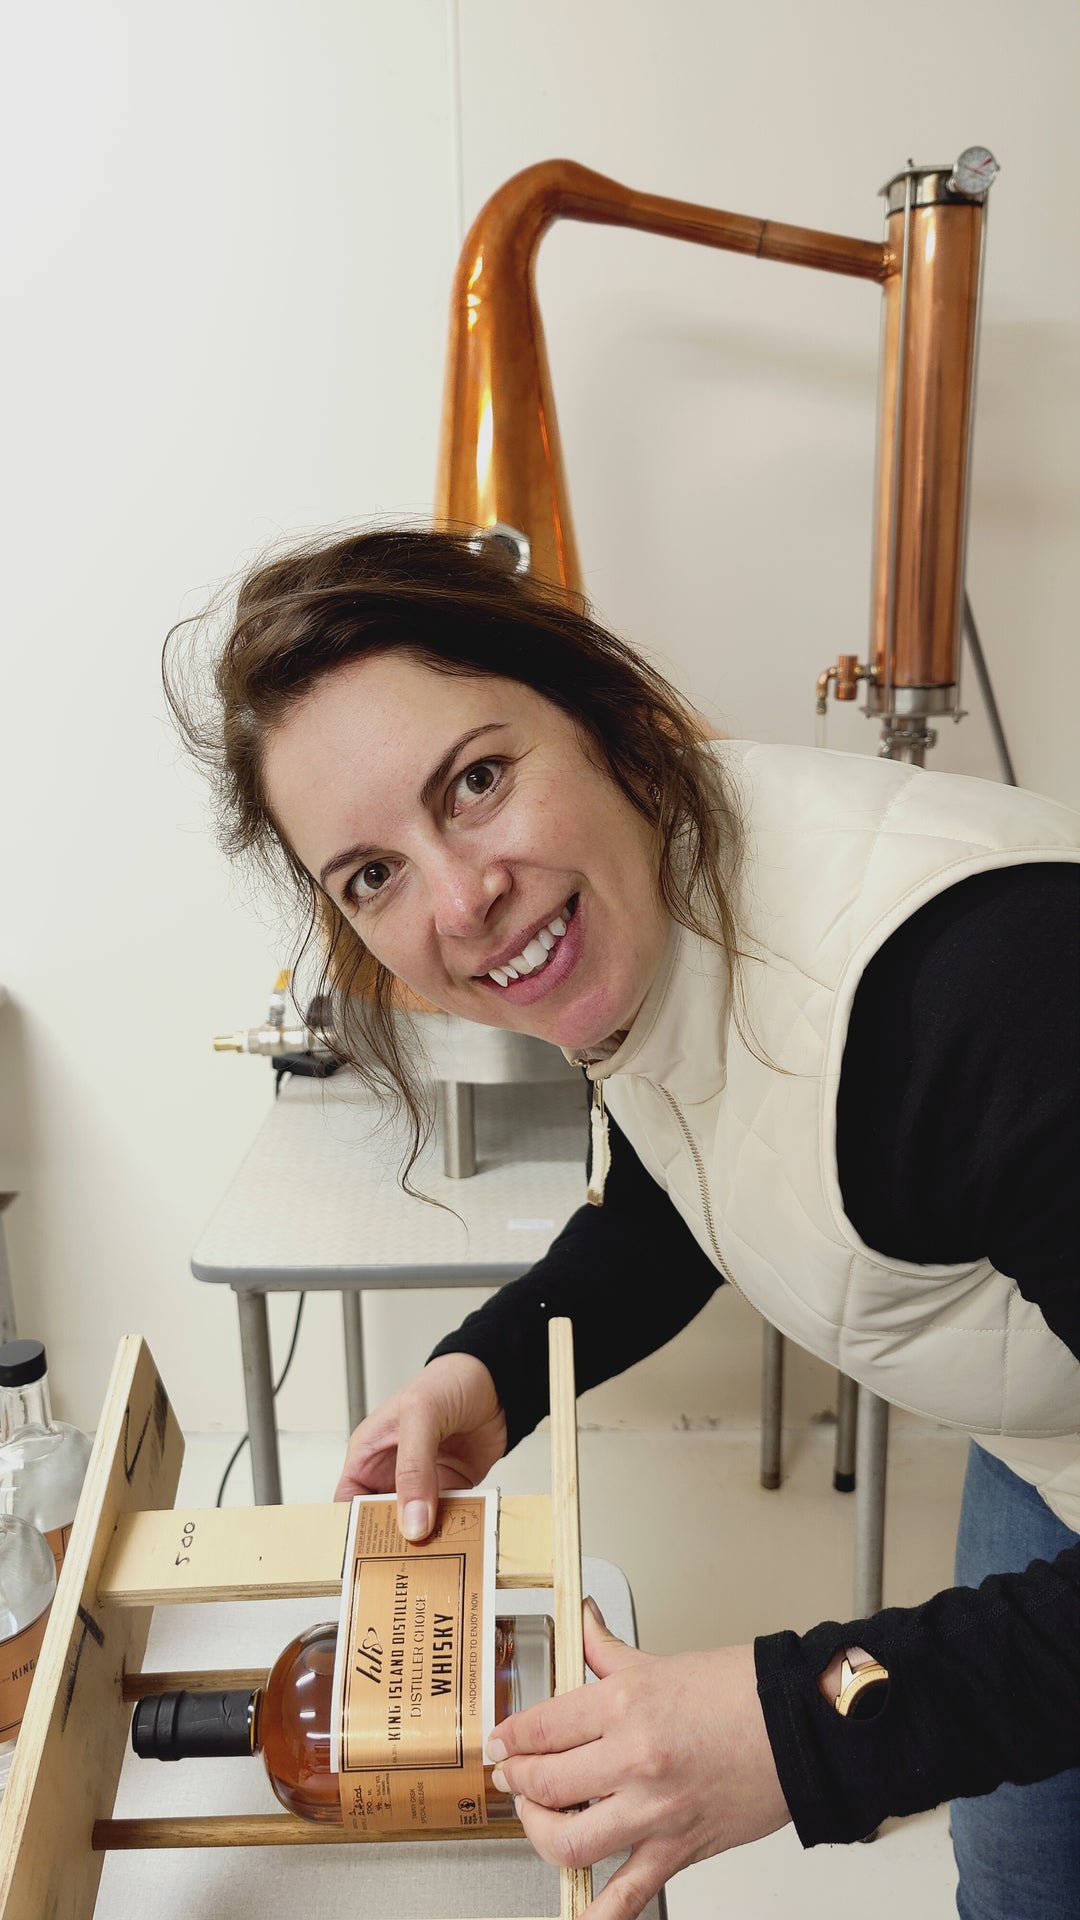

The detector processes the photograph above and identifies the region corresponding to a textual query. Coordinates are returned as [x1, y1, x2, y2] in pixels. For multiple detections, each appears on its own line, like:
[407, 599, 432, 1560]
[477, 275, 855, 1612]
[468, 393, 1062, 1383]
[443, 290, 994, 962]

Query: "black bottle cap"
[131, 1690, 257, 1760]
[0, 1340, 47, 1388]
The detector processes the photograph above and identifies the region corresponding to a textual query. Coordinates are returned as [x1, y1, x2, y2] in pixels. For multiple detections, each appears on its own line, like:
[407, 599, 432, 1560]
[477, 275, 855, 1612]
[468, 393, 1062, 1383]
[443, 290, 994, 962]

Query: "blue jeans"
[951, 1442, 1080, 1920]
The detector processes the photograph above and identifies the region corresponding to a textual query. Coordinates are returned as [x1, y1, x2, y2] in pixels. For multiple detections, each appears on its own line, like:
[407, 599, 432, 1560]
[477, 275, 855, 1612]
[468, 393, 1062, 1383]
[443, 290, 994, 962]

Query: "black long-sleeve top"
[429, 862, 1080, 1844]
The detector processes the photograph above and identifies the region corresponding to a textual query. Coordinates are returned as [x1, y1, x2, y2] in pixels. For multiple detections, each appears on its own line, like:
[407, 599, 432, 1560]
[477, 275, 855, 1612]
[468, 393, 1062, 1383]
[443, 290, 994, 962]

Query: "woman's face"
[263, 651, 669, 1052]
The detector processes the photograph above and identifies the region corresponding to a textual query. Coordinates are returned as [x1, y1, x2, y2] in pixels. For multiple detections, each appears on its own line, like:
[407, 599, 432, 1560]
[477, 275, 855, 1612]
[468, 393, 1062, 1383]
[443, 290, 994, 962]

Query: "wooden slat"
[0, 1335, 184, 1920]
[548, 1320, 592, 1920]
[93, 1813, 528, 1848]
[99, 1493, 552, 1605]
[121, 1669, 270, 1700]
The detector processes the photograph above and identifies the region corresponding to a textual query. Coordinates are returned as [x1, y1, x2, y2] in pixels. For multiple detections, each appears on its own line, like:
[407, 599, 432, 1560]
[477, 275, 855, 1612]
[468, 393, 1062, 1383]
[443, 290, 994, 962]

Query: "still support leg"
[0, 1195, 17, 1345]
[234, 1288, 282, 1506]
[342, 1291, 366, 1431]
[761, 1321, 784, 1489]
[853, 1386, 889, 1616]
[834, 1372, 858, 1492]
[438, 1081, 477, 1178]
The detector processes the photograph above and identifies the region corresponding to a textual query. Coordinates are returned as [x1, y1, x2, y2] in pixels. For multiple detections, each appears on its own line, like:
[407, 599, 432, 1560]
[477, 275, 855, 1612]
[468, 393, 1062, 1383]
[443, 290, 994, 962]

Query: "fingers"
[578, 1838, 674, 1920]
[489, 1675, 610, 1766]
[514, 1797, 674, 1920]
[333, 1421, 398, 1503]
[391, 1384, 445, 1539]
[334, 1356, 504, 1524]
[491, 1737, 622, 1813]
[582, 1599, 640, 1680]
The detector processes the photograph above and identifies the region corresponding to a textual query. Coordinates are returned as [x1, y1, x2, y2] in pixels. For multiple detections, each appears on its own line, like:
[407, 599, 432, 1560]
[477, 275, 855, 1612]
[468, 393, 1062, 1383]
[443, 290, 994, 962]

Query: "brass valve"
[816, 655, 875, 715]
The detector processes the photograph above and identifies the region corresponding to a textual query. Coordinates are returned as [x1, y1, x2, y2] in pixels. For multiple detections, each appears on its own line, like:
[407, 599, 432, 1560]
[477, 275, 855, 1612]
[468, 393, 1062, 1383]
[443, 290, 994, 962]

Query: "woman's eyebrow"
[318, 722, 509, 891]
[417, 722, 508, 807]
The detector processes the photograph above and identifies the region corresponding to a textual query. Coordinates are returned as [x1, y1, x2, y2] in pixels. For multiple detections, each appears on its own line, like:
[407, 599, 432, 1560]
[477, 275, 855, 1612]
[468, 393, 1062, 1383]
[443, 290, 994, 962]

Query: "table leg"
[760, 1320, 784, 1489]
[0, 1195, 17, 1345]
[834, 1371, 858, 1492]
[342, 1291, 366, 1430]
[234, 1288, 282, 1505]
[853, 1386, 888, 1616]
[438, 1081, 477, 1178]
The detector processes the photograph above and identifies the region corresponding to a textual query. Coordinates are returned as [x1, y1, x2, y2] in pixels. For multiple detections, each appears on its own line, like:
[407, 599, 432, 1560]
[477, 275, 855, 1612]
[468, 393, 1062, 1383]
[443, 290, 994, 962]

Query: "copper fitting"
[835, 654, 860, 701]
[816, 655, 873, 713]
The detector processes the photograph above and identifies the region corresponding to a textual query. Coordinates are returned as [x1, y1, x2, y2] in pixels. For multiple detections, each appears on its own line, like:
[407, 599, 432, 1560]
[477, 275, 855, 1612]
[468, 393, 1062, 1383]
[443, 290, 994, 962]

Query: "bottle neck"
[0, 1375, 55, 1444]
[131, 1687, 260, 1760]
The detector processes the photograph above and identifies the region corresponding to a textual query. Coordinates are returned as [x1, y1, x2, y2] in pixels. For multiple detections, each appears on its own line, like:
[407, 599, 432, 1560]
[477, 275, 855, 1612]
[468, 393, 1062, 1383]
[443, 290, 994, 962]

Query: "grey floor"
[171, 1413, 967, 1919]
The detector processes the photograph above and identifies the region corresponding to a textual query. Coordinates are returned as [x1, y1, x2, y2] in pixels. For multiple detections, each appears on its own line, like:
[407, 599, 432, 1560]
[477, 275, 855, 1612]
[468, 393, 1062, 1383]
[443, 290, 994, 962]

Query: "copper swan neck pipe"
[436, 159, 891, 593]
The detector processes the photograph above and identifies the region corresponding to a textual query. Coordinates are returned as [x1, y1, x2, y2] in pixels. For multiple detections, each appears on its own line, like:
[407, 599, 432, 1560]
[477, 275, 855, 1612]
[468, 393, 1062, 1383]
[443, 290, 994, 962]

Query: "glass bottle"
[0, 1340, 93, 1579]
[131, 1613, 553, 1826]
[0, 1512, 56, 1801]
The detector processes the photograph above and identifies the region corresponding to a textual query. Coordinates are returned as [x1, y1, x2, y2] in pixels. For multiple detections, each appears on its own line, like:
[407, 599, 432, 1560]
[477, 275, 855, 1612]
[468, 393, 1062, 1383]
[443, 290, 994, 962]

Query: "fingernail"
[584, 1594, 607, 1628]
[486, 1736, 507, 1763]
[402, 1501, 429, 1540]
[491, 1767, 509, 1793]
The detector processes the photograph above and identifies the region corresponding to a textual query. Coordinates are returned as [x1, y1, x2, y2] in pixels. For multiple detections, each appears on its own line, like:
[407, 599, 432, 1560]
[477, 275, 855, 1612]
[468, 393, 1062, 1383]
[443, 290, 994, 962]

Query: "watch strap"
[834, 1646, 889, 1718]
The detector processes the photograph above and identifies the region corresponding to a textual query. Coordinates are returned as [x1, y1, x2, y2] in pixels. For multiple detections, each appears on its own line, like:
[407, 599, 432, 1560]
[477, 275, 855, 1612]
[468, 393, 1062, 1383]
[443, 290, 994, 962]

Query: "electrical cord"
[214, 1291, 307, 1508]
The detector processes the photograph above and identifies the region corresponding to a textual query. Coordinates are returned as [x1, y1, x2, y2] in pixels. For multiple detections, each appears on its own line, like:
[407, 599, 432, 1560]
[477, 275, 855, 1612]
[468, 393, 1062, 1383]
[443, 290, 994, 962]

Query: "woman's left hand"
[487, 1601, 791, 1920]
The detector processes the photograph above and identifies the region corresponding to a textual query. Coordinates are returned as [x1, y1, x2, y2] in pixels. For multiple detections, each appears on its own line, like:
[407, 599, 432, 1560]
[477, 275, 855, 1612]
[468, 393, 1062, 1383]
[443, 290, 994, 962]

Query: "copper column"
[435, 148, 998, 765]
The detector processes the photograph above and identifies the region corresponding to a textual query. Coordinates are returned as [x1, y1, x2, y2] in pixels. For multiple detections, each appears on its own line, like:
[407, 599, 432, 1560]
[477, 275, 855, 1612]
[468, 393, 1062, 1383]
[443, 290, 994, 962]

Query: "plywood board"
[0, 1335, 184, 1920]
[99, 1494, 553, 1605]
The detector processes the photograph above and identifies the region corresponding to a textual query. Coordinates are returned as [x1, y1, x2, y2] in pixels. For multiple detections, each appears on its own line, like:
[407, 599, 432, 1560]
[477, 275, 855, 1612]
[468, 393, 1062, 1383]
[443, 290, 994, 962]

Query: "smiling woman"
[164, 524, 745, 1171]
[167, 521, 1080, 1920]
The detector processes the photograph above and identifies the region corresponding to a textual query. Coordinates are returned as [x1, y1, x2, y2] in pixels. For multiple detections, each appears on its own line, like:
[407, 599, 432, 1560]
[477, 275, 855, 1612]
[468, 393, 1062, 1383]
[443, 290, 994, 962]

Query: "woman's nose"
[429, 853, 511, 938]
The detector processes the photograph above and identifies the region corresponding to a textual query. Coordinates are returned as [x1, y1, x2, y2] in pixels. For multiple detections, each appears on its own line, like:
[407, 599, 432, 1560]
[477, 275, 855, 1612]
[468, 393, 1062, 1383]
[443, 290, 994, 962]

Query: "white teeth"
[486, 901, 574, 985]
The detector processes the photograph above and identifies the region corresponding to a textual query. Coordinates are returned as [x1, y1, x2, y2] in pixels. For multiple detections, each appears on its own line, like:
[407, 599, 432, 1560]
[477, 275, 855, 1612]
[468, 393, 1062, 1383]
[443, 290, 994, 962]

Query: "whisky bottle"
[132, 1614, 553, 1826]
[0, 1340, 93, 1578]
[0, 1513, 56, 1800]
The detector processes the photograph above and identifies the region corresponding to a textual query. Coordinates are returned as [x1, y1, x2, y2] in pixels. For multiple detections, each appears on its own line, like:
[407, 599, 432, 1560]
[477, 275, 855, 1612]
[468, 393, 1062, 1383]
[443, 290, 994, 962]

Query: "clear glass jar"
[0, 1513, 56, 1800]
[0, 1340, 92, 1579]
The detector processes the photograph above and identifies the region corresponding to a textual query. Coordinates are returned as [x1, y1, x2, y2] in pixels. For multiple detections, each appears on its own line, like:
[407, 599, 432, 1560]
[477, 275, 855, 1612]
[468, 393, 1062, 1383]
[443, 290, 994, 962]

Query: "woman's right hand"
[333, 1352, 508, 1540]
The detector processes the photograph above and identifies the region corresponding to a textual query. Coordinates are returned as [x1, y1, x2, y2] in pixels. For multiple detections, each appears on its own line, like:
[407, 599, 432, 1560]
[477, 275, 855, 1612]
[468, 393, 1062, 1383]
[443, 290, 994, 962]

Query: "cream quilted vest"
[583, 742, 1080, 1530]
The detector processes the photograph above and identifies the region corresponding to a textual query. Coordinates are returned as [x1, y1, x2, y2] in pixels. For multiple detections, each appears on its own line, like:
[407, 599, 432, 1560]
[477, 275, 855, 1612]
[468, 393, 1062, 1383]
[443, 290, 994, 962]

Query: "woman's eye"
[348, 860, 395, 903]
[453, 759, 502, 808]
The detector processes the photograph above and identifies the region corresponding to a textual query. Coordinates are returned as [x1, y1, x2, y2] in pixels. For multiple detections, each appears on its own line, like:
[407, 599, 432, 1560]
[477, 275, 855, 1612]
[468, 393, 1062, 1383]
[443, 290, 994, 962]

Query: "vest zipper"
[653, 1083, 741, 1294]
[587, 1079, 610, 1206]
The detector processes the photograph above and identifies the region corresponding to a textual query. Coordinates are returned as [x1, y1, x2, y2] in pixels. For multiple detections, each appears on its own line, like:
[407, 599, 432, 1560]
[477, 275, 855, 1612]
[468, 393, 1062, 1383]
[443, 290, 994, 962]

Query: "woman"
[171, 526, 1080, 1920]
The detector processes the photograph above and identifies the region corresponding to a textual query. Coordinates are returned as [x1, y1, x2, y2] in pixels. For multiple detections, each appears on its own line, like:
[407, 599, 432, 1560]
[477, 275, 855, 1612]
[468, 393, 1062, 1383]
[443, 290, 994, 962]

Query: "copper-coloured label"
[332, 1494, 495, 1834]
[0, 1604, 51, 1741]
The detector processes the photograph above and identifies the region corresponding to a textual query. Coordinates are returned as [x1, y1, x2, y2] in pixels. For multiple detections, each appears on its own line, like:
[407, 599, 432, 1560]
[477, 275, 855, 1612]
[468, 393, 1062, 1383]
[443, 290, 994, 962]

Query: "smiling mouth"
[480, 894, 578, 987]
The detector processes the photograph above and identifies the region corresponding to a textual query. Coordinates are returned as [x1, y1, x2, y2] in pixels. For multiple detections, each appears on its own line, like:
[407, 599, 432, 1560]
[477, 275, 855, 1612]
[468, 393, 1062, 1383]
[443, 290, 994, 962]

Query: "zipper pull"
[587, 1080, 610, 1206]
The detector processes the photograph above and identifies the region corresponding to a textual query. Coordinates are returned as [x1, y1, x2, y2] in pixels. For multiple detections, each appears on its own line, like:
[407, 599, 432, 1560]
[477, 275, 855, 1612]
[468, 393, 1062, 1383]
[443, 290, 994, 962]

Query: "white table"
[192, 1074, 588, 1503]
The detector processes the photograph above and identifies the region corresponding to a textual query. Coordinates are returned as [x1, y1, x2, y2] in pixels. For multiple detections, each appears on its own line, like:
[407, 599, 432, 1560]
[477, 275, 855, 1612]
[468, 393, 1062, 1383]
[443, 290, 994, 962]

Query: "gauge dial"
[951, 146, 999, 197]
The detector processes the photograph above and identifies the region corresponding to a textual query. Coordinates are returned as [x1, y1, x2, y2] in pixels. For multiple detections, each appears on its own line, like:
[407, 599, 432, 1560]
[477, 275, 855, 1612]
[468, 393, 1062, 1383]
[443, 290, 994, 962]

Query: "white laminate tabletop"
[192, 1075, 588, 1290]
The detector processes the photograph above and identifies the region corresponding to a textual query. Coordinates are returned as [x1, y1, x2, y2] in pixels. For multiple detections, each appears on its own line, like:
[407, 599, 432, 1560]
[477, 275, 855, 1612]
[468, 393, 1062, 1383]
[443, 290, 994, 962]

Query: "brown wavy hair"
[165, 526, 746, 1182]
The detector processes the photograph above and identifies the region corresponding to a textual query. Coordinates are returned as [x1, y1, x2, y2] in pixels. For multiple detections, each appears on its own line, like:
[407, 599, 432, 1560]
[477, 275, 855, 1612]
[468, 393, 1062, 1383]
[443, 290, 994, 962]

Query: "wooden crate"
[0, 1322, 588, 1920]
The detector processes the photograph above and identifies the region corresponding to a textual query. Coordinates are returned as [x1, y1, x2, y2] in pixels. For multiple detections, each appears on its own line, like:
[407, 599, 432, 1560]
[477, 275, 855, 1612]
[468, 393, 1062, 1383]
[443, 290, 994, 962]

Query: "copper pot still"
[435, 147, 999, 768]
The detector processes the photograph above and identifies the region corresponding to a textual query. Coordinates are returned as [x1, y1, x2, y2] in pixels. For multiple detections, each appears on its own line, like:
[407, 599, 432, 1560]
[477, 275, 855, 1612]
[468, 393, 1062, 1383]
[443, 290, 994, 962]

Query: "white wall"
[2, 1, 1077, 1452]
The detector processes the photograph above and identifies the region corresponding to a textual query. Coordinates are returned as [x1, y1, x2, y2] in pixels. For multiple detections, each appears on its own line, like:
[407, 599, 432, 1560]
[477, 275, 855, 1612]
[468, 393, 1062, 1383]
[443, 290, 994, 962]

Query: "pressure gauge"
[949, 146, 999, 198]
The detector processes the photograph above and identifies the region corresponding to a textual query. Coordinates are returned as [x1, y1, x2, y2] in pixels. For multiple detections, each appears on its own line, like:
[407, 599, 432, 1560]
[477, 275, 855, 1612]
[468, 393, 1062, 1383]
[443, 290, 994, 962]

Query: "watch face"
[836, 1651, 890, 1718]
[846, 1673, 888, 1719]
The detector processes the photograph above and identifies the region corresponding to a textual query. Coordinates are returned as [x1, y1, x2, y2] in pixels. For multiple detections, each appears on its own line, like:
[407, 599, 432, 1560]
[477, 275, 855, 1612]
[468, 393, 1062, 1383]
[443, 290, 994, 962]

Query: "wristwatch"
[832, 1645, 889, 1719]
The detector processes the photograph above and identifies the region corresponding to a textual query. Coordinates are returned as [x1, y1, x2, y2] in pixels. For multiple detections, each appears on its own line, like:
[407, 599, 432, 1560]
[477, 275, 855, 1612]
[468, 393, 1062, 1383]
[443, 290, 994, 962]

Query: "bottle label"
[0, 1604, 51, 1741]
[44, 1524, 72, 1581]
[330, 1493, 497, 1834]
